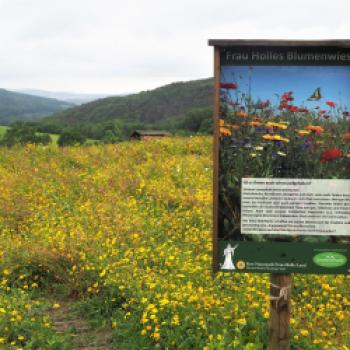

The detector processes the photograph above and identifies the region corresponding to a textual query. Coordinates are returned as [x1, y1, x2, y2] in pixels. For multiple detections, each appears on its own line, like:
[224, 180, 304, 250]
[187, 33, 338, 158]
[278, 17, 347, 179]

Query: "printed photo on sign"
[218, 65, 350, 246]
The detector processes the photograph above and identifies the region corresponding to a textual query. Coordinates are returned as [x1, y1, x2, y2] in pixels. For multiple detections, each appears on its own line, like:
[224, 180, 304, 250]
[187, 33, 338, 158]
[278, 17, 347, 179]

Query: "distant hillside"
[44, 78, 213, 125]
[0, 89, 73, 124]
[16, 89, 114, 105]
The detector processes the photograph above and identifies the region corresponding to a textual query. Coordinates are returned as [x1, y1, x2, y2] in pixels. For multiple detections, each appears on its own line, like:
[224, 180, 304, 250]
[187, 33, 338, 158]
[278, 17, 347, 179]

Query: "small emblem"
[236, 260, 246, 270]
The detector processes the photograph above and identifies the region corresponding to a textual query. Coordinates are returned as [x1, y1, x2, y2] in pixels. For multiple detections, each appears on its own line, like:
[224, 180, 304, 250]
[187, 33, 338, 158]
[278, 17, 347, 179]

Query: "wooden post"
[212, 46, 220, 273]
[269, 273, 292, 350]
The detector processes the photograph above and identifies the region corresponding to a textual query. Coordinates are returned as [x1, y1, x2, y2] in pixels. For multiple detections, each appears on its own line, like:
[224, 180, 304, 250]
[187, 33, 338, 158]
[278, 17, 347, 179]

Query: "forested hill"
[0, 89, 74, 124]
[44, 78, 213, 125]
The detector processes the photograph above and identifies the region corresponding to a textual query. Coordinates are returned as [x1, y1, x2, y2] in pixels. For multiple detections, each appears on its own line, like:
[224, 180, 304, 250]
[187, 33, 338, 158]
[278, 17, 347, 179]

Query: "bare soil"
[48, 300, 113, 350]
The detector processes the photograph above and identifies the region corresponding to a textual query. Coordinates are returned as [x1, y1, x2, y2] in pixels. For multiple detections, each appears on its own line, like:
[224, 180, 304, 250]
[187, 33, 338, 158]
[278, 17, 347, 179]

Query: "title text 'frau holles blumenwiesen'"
[225, 51, 350, 62]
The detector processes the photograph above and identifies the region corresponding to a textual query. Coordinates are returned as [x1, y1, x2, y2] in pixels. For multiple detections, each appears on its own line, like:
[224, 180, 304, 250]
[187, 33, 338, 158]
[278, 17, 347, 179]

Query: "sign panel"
[209, 40, 350, 274]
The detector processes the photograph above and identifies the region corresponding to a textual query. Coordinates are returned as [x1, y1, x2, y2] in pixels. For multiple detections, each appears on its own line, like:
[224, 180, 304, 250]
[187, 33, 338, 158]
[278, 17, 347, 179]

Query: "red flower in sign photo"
[320, 148, 343, 162]
[220, 82, 237, 89]
[287, 105, 299, 113]
[326, 101, 336, 107]
[298, 108, 309, 113]
[281, 91, 294, 101]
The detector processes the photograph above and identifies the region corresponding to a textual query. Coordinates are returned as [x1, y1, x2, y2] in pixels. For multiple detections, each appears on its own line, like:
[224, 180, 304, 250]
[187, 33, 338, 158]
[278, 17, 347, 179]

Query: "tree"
[176, 107, 213, 134]
[101, 121, 123, 144]
[57, 130, 86, 147]
[0, 122, 52, 147]
[35, 133, 52, 145]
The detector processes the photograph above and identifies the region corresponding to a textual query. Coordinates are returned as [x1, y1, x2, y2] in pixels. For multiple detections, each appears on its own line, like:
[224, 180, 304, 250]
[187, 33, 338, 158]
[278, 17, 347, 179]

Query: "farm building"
[129, 130, 172, 141]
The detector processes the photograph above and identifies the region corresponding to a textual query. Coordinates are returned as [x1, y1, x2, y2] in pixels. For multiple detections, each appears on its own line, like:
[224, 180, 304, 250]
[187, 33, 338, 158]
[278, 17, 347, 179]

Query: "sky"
[221, 66, 350, 110]
[1, 0, 350, 94]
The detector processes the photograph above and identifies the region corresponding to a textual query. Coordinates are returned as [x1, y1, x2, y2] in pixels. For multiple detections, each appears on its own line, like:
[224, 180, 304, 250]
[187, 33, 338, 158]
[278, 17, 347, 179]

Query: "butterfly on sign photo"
[307, 87, 322, 101]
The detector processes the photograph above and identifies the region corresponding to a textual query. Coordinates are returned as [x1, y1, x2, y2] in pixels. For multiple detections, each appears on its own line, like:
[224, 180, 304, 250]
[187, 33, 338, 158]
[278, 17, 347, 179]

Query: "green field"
[0, 125, 8, 137]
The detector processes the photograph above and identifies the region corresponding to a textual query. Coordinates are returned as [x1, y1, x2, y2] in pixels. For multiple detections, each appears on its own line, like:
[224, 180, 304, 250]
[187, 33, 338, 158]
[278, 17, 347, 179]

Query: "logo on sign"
[313, 252, 347, 268]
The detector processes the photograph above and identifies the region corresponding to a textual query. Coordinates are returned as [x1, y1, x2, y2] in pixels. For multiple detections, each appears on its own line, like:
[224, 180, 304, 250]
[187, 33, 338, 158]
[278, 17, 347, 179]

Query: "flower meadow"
[0, 138, 350, 349]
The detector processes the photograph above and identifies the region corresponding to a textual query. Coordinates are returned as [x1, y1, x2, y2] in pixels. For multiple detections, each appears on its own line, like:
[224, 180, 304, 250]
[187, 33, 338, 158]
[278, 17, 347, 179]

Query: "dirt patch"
[48, 300, 113, 350]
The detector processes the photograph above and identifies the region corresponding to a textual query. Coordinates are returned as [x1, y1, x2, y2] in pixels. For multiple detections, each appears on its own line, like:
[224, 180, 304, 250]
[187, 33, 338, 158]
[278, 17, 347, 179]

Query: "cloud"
[0, 0, 350, 93]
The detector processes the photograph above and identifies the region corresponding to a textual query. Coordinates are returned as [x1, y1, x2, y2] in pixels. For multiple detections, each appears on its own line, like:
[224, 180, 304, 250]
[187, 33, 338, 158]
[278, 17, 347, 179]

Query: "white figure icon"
[221, 244, 239, 270]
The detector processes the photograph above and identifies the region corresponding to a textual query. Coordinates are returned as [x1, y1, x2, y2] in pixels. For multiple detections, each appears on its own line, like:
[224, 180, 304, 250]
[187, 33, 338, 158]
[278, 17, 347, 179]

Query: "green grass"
[49, 133, 59, 143]
[0, 125, 8, 137]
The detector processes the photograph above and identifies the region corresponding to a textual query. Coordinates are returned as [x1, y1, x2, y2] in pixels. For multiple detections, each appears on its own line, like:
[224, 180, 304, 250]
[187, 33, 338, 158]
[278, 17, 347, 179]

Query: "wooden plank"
[212, 46, 220, 273]
[269, 274, 292, 350]
[208, 39, 350, 47]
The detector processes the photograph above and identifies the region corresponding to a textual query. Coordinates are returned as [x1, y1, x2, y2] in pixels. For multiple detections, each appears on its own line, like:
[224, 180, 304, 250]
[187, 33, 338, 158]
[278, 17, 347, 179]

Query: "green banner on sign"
[218, 241, 350, 274]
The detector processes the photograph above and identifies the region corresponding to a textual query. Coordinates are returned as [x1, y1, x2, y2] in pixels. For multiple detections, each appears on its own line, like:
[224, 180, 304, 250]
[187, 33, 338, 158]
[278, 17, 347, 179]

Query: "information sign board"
[209, 40, 350, 274]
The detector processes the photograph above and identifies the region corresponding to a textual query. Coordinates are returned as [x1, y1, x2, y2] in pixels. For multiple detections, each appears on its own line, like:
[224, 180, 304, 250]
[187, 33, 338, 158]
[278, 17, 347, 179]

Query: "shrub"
[57, 130, 86, 147]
